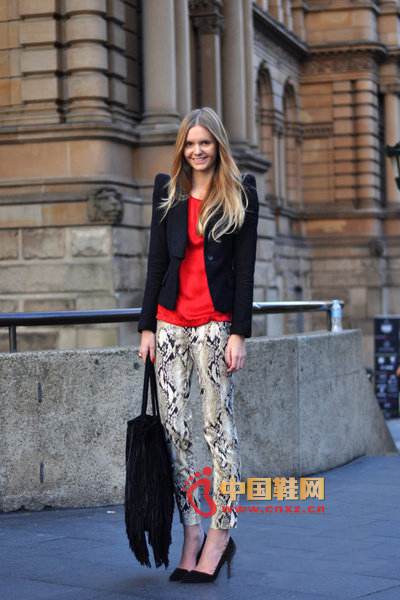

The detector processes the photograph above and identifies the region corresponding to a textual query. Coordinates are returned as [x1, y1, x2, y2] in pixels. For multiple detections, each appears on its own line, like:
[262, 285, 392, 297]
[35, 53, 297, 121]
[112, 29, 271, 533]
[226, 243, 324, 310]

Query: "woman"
[138, 107, 258, 583]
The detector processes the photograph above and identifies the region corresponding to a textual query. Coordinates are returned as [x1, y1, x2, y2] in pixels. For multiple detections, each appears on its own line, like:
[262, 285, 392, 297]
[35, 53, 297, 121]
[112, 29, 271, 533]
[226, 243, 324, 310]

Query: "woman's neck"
[190, 172, 212, 200]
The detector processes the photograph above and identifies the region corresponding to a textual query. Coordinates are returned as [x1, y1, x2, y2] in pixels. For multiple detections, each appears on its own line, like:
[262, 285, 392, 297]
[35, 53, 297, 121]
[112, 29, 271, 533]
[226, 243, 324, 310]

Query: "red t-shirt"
[156, 196, 232, 327]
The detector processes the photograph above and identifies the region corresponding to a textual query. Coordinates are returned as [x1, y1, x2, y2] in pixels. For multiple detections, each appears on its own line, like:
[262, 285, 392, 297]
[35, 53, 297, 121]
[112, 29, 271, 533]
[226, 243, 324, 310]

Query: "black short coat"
[138, 172, 259, 338]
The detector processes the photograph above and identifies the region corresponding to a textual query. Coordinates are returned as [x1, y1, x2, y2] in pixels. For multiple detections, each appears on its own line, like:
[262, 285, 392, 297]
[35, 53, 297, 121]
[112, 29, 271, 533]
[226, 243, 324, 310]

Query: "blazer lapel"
[169, 198, 188, 258]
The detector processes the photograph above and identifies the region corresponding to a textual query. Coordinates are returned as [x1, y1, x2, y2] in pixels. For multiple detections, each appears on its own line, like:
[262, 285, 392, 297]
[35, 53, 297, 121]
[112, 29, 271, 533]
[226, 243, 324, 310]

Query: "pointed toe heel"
[169, 533, 207, 582]
[169, 567, 189, 581]
[180, 537, 236, 584]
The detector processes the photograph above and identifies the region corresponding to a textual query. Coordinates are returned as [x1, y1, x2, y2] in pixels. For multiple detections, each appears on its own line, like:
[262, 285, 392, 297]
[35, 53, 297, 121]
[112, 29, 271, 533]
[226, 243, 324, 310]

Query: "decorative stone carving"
[302, 49, 382, 77]
[302, 123, 333, 139]
[379, 82, 400, 95]
[368, 238, 386, 258]
[87, 188, 123, 224]
[189, 0, 224, 34]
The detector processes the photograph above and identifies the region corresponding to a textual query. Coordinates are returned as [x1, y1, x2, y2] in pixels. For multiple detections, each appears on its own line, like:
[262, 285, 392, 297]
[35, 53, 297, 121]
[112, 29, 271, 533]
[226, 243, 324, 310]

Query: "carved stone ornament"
[302, 49, 381, 77]
[87, 188, 123, 224]
[379, 82, 400, 95]
[368, 238, 386, 258]
[189, 0, 224, 34]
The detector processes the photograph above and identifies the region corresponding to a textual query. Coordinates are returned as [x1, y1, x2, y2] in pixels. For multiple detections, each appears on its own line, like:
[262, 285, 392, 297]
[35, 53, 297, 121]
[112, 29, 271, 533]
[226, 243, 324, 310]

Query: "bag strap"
[141, 355, 160, 418]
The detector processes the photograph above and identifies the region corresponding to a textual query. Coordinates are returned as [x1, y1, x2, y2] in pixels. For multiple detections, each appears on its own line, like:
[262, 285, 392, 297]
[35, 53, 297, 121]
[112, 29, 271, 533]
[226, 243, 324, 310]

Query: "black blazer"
[138, 172, 259, 337]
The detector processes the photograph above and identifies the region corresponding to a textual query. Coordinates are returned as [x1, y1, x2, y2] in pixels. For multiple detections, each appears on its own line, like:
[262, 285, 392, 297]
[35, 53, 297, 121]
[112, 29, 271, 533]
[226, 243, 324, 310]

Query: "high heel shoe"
[180, 537, 236, 583]
[168, 533, 207, 582]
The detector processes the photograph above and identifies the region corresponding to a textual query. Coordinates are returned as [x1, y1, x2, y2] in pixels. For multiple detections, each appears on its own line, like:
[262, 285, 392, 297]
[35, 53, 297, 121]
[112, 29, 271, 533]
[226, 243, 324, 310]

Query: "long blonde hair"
[163, 107, 248, 241]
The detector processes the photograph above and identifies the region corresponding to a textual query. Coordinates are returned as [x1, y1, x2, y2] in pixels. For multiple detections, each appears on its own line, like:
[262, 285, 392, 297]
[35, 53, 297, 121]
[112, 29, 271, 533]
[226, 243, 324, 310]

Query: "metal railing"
[0, 300, 343, 353]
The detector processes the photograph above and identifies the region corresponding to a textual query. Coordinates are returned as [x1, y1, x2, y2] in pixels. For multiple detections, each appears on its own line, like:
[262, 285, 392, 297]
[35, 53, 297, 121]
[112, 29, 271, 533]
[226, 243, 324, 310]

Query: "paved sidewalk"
[1, 440, 399, 599]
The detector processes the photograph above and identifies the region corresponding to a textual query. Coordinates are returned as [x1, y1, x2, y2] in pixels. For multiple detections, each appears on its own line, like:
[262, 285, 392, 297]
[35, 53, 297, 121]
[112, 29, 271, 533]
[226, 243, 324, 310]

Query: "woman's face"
[183, 125, 218, 176]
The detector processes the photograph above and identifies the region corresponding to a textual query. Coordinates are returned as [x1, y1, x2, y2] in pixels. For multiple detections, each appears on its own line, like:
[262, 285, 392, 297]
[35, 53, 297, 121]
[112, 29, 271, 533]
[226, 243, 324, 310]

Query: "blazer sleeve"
[138, 173, 170, 333]
[230, 173, 259, 338]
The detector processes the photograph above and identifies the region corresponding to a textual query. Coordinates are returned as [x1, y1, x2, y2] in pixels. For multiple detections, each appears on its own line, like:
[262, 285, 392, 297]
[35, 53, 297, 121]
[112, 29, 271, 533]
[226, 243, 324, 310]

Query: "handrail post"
[326, 308, 332, 331]
[9, 325, 17, 353]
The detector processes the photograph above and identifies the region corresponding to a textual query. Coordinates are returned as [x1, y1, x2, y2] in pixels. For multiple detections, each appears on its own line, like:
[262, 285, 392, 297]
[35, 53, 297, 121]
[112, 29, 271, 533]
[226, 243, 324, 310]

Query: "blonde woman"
[138, 107, 258, 583]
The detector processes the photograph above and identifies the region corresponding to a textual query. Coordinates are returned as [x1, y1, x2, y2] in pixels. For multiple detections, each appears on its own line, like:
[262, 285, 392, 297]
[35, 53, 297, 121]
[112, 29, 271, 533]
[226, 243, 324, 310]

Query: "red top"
[156, 196, 232, 327]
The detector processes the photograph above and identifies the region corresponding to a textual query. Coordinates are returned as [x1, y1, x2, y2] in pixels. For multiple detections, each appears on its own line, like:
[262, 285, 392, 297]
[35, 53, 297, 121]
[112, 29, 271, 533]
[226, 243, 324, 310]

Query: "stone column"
[279, 128, 286, 201]
[174, 0, 191, 117]
[189, 0, 223, 114]
[19, 0, 61, 124]
[353, 78, 380, 208]
[141, 0, 178, 124]
[269, 0, 284, 22]
[291, 0, 306, 41]
[106, 1, 129, 126]
[283, 0, 293, 31]
[243, 0, 256, 146]
[383, 86, 400, 203]
[64, 0, 110, 122]
[221, 0, 247, 144]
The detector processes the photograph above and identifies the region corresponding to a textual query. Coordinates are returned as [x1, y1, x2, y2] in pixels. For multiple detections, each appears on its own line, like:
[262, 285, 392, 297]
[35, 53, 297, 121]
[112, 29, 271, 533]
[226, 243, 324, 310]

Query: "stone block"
[108, 22, 126, 51]
[112, 257, 143, 291]
[1, 263, 113, 294]
[256, 239, 274, 261]
[21, 76, 59, 101]
[109, 49, 127, 78]
[65, 0, 106, 14]
[106, 0, 125, 24]
[109, 77, 128, 106]
[125, 34, 139, 62]
[58, 328, 78, 350]
[0, 22, 8, 49]
[254, 261, 270, 287]
[366, 287, 383, 317]
[41, 202, 87, 226]
[19, 0, 58, 17]
[18, 331, 59, 352]
[0, 2, 7, 20]
[0, 229, 19, 259]
[236, 336, 301, 477]
[75, 294, 118, 310]
[0, 204, 42, 228]
[67, 72, 108, 100]
[76, 326, 118, 349]
[22, 228, 65, 259]
[0, 49, 9, 77]
[257, 215, 276, 239]
[20, 20, 57, 45]
[65, 15, 107, 43]
[386, 287, 400, 315]
[65, 44, 108, 73]
[125, 3, 138, 34]
[68, 140, 132, 179]
[0, 298, 18, 312]
[21, 48, 58, 74]
[112, 227, 143, 256]
[70, 227, 110, 257]
[0, 331, 396, 511]
[8, 20, 19, 48]
[23, 298, 76, 312]
[0, 140, 69, 180]
[0, 78, 10, 105]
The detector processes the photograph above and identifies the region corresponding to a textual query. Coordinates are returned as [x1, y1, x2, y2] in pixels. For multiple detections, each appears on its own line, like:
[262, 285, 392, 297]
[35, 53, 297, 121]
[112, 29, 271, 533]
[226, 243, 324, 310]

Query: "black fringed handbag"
[124, 356, 174, 568]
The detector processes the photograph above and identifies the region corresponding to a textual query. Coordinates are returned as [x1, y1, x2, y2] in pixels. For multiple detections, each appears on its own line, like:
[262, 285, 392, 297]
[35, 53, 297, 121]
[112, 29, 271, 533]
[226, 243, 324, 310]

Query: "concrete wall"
[0, 330, 396, 512]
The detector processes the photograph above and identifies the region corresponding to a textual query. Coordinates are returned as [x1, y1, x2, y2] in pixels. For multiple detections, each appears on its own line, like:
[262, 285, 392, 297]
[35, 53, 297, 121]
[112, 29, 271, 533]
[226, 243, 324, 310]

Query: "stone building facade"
[0, 0, 400, 365]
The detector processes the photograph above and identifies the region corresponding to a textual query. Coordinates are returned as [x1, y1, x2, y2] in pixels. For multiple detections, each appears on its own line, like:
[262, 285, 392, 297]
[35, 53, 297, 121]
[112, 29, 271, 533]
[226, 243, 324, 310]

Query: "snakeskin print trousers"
[155, 320, 241, 529]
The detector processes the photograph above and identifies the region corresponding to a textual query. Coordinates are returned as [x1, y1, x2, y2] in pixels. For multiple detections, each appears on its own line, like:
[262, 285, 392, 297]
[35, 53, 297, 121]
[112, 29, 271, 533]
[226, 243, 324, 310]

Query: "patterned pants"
[155, 320, 241, 529]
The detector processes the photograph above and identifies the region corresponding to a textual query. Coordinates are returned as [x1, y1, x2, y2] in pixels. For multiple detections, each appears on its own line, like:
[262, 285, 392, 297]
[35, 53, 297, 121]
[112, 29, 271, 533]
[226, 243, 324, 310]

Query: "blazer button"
[207, 254, 214, 261]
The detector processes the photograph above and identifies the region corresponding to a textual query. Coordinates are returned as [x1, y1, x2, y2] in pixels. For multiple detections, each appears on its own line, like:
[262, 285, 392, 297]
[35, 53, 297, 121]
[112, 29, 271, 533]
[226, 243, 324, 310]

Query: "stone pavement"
[0, 423, 399, 600]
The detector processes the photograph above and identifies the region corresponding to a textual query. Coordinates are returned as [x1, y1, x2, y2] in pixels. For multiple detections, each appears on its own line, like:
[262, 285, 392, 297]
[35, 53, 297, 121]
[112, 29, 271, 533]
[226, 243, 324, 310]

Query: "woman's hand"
[139, 330, 156, 365]
[225, 334, 246, 373]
